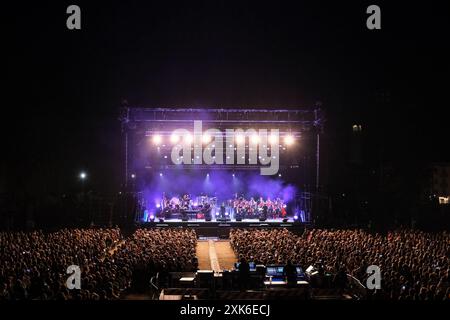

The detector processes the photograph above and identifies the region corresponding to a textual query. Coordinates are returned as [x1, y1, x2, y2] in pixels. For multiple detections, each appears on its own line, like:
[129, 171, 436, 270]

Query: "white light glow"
[152, 134, 162, 145]
[202, 134, 211, 144]
[170, 134, 180, 144]
[185, 134, 193, 144]
[235, 134, 245, 144]
[269, 134, 278, 144]
[284, 135, 294, 145]
[250, 134, 259, 144]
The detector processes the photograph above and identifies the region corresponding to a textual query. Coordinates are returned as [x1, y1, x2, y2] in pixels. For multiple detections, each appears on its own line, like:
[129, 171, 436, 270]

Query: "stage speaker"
[181, 217, 189, 222]
[205, 215, 212, 221]
[235, 217, 242, 222]
[282, 218, 288, 223]
[159, 218, 165, 223]
[259, 217, 266, 221]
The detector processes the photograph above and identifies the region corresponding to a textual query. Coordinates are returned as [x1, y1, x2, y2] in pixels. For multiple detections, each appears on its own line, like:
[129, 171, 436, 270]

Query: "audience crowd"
[1, 226, 448, 300]
[0, 228, 122, 300]
[0, 228, 197, 300]
[230, 228, 450, 300]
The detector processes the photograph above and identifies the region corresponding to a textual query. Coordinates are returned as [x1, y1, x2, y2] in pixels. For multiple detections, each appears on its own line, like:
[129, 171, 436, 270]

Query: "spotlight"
[131, 173, 136, 179]
[185, 134, 193, 144]
[278, 173, 282, 177]
[170, 134, 180, 144]
[206, 173, 210, 177]
[225, 212, 229, 216]
[202, 134, 211, 144]
[235, 134, 245, 144]
[159, 173, 163, 177]
[284, 134, 294, 145]
[250, 134, 259, 144]
[294, 215, 299, 220]
[79, 172, 87, 180]
[152, 134, 162, 145]
[269, 134, 278, 144]
[156, 203, 161, 208]
[149, 214, 155, 221]
[232, 173, 235, 177]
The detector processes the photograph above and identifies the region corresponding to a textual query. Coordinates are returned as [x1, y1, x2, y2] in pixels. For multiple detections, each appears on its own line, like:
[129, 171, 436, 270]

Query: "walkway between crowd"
[196, 239, 237, 272]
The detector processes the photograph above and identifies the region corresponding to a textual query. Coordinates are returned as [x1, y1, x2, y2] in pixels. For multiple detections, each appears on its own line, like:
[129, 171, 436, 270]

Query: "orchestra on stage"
[153, 192, 287, 221]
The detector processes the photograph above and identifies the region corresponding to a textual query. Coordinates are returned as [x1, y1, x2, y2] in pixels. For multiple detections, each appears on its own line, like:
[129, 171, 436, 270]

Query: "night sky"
[4, 1, 449, 196]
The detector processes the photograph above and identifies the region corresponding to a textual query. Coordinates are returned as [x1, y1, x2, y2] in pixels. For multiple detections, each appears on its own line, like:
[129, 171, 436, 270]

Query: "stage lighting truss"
[146, 132, 300, 148]
[121, 106, 323, 174]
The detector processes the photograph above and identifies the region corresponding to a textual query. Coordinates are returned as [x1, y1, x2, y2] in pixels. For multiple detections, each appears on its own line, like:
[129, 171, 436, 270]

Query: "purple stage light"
[156, 203, 161, 208]
[225, 212, 229, 216]
[294, 215, 299, 220]
[149, 214, 155, 220]
[141, 170, 298, 212]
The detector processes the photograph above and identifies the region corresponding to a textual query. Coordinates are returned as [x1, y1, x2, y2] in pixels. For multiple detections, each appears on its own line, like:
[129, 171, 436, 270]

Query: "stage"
[121, 107, 323, 229]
